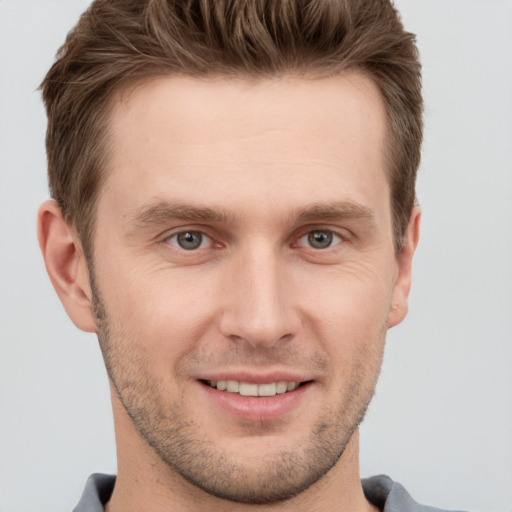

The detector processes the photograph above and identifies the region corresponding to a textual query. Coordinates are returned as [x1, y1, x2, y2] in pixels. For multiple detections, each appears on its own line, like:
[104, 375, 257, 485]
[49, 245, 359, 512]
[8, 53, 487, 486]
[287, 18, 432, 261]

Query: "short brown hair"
[40, 0, 422, 256]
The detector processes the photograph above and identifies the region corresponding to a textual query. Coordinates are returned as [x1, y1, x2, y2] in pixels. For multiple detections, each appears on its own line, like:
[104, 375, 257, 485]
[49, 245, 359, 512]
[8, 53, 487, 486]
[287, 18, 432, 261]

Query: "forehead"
[100, 72, 389, 224]
[109, 71, 386, 155]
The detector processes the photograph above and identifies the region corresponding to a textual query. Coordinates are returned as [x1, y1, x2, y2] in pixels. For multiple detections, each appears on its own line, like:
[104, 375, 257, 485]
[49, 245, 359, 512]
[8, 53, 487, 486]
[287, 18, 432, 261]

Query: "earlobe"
[37, 200, 97, 333]
[387, 206, 421, 329]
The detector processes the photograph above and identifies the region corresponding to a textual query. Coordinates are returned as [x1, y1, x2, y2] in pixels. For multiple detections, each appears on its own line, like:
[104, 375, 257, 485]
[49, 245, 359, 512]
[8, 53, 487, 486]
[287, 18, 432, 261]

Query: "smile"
[206, 380, 301, 397]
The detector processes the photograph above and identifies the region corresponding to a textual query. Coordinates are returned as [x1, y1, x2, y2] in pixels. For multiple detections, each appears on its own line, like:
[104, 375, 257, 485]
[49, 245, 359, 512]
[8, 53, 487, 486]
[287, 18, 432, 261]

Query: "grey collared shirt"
[73, 473, 467, 511]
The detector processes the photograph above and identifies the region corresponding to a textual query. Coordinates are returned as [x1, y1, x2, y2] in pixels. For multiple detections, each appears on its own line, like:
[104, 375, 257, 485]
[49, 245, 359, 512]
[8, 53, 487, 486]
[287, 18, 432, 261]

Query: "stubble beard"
[91, 280, 384, 505]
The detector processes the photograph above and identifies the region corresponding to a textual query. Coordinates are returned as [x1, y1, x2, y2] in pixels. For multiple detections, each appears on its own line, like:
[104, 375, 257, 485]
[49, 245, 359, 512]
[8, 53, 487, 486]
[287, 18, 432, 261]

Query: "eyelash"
[295, 229, 344, 250]
[163, 227, 347, 252]
[165, 230, 215, 251]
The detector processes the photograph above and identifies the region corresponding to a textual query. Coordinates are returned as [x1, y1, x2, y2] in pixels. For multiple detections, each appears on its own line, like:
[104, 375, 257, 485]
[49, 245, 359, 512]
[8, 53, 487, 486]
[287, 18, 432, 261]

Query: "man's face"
[89, 72, 410, 503]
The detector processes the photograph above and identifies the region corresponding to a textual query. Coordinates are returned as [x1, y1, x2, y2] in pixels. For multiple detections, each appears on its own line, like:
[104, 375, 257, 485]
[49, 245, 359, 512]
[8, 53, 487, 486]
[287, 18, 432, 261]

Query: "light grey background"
[1, 1, 511, 511]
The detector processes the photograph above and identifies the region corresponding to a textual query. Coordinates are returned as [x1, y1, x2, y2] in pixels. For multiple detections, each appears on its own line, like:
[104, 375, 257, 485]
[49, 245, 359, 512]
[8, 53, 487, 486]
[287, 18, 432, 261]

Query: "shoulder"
[73, 473, 116, 512]
[362, 475, 469, 512]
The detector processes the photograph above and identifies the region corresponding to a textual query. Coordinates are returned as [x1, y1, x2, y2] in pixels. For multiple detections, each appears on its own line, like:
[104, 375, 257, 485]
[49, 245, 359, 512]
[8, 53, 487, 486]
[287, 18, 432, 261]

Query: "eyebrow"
[126, 199, 376, 231]
[293, 201, 376, 224]
[127, 200, 236, 229]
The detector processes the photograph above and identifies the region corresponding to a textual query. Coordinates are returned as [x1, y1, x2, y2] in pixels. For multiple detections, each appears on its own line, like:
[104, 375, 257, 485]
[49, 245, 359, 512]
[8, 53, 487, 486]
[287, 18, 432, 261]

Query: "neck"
[106, 393, 377, 512]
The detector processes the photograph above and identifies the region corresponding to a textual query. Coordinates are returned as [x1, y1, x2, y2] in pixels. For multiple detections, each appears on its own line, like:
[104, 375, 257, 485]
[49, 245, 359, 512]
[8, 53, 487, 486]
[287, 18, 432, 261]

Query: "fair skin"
[39, 72, 420, 512]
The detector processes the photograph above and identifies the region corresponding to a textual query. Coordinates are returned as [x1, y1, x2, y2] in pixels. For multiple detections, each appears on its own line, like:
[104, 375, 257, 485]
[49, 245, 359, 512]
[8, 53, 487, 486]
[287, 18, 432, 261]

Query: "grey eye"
[307, 230, 334, 249]
[169, 231, 209, 250]
[298, 229, 343, 250]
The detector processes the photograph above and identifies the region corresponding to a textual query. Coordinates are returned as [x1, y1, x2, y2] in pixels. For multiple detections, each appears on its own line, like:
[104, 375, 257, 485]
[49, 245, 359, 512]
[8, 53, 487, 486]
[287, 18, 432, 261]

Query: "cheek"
[299, 263, 392, 363]
[301, 260, 394, 322]
[99, 264, 221, 363]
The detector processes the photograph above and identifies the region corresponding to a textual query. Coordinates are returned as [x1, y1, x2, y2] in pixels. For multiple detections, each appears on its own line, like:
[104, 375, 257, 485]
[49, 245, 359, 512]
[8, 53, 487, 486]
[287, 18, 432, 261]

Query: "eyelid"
[159, 226, 218, 248]
[298, 231, 342, 249]
[293, 226, 349, 248]
[167, 231, 213, 250]
[158, 224, 349, 251]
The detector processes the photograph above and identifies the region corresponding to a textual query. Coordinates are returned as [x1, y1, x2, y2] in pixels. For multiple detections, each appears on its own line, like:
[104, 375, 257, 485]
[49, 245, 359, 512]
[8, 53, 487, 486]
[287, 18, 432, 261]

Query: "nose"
[218, 242, 299, 348]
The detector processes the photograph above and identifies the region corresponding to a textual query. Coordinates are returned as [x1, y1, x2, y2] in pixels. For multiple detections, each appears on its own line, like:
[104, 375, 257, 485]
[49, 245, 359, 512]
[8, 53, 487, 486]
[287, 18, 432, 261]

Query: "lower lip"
[199, 381, 312, 421]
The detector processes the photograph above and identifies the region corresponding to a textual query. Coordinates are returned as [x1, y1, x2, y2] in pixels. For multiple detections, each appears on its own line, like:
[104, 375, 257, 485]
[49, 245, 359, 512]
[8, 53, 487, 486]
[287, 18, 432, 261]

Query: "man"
[36, 1, 460, 511]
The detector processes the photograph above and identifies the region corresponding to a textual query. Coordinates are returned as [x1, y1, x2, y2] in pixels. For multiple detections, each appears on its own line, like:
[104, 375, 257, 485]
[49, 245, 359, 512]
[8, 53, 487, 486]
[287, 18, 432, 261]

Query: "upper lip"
[197, 370, 314, 385]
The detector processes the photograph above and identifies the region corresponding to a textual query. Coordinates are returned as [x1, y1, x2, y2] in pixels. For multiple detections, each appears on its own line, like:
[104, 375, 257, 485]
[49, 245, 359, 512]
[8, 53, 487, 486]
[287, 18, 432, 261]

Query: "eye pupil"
[308, 230, 333, 249]
[177, 231, 202, 250]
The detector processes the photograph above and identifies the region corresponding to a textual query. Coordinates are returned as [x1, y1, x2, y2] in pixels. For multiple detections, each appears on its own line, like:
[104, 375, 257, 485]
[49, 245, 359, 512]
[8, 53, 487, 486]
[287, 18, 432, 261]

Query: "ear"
[387, 206, 421, 328]
[37, 200, 97, 333]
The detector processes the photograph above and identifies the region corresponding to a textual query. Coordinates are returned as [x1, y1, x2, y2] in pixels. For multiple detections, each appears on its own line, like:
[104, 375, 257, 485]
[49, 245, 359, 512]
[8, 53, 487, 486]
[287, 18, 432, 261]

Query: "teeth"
[209, 380, 301, 396]
[226, 380, 239, 393]
[239, 383, 258, 396]
[287, 382, 298, 391]
[276, 381, 288, 394]
[257, 383, 276, 396]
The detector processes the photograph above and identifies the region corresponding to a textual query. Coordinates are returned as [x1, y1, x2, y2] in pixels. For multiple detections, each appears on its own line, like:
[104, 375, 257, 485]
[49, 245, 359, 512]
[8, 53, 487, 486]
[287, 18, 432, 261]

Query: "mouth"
[201, 379, 309, 397]
[198, 377, 314, 421]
